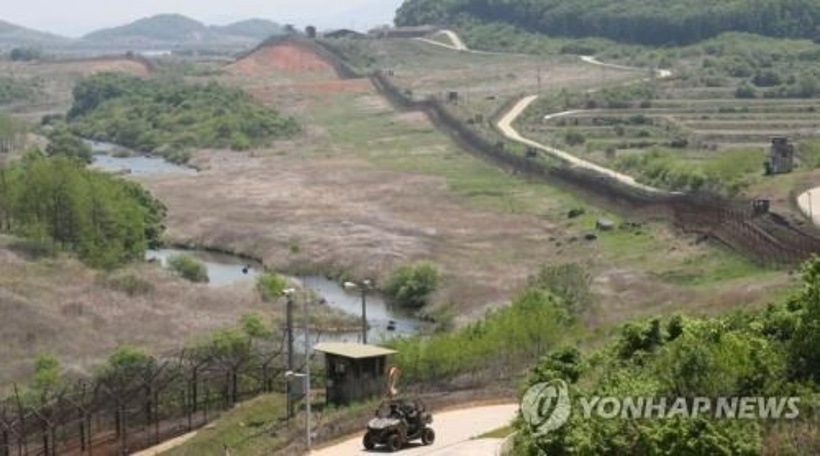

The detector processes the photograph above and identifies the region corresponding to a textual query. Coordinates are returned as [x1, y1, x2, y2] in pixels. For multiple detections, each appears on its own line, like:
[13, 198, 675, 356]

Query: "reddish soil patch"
[228, 43, 336, 76]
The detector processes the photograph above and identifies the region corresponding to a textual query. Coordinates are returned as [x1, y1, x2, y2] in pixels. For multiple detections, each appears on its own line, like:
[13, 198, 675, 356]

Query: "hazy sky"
[3, 0, 405, 37]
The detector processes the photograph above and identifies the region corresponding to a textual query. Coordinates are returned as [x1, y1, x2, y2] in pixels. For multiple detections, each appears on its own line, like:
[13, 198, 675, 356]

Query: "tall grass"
[386, 272, 582, 385]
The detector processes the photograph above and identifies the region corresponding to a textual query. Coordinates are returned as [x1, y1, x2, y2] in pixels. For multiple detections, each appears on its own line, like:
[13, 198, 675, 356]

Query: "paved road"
[797, 189, 820, 226]
[311, 403, 518, 456]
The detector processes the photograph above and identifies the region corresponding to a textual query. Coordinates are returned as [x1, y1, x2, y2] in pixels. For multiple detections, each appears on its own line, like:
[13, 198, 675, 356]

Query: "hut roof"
[314, 342, 396, 359]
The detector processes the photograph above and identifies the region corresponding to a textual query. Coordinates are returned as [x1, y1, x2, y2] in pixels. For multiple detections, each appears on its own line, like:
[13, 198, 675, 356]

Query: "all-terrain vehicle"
[362, 398, 435, 452]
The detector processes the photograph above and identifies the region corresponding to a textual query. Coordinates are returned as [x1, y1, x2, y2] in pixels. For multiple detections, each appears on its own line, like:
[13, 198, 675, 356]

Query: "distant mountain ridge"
[81, 14, 284, 48]
[0, 19, 72, 49]
[0, 14, 283, 52]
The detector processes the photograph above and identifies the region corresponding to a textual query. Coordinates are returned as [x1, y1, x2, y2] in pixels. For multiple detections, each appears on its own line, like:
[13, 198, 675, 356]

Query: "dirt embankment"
[227, 42, 337, 76]
[225, 41, 372, 98]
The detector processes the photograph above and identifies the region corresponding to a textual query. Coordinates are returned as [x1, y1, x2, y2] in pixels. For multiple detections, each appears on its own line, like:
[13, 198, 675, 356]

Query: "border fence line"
[0, 333, 316, 456]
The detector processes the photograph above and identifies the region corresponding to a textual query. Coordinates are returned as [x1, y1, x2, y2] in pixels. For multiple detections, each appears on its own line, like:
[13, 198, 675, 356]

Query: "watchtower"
[315, 343, 396, 406]
[765, 137, 795, 175]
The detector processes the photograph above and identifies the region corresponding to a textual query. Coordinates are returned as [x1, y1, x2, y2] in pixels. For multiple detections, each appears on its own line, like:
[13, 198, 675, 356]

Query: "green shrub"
[257, 273, 288, 302]
[384, 261, 440, 307]
[168, 254, 209, 283]
[68, 73, 300, 158]
[564, 130, 586, 146]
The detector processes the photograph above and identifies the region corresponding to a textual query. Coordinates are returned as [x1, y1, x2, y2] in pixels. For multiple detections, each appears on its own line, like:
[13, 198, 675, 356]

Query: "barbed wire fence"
[0, 329, 330, 456]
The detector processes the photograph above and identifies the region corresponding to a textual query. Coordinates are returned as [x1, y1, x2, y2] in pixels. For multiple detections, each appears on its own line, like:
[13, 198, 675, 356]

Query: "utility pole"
[286, 293, 295, 419]
[361, 286, 368, 345]
[345, 280, 372, 345]
[304, 289, 311, 452]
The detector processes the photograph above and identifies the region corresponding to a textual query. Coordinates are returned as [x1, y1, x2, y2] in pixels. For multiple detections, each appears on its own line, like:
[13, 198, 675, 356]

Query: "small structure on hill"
[323, 29, 366, 39]
[315, 342, 396, 406]
[752, 199, 771, 216]
[369, 25, 439, 39]
[765, 137, 795, 175]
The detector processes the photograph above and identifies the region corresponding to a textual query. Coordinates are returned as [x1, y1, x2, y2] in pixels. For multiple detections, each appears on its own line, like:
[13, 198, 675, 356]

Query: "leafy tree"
[0, 152, 165, 267]
[241, 313, 272, 339]
[46, 125, 92, 164]
[789, 257, 820, 381]
[67, 73, 300, 162]
[735, 82, 758, 99]
[384, 261, 440, 307]
[9, 47, 41, 62]
[256, 273, 288, 302]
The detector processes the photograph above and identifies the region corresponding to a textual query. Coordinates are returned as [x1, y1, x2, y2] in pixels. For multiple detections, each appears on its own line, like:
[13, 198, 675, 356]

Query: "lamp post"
[285, 284, 312, 453]
[343, 279, 372, 344]
[282, 288, 296, 419]
[285, 370, 310, 453]
[303, 284, 311, 452]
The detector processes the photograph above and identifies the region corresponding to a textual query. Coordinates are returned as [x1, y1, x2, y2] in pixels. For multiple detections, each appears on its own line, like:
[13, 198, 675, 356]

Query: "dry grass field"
[0, 57, 150, 122]
[142, 39, 792, 326]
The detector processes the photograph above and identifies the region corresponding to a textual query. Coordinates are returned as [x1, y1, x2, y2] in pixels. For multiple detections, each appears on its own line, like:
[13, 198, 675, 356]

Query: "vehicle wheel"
[363, 432, 376, 450]
[422, 427, 435, 445]
[386, 433, 402, 452]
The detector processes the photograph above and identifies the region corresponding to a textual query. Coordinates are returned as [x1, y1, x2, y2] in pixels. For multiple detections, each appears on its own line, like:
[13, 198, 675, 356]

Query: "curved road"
[496, 96, 666, 194]
[494, 55, 675, 195]
[415, 30, 469, 52]
[413, 31, 674, 194]
[312, 403, 518, 456]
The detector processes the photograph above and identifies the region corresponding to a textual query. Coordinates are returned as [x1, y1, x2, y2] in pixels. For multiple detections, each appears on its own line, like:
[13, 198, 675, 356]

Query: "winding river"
[147, 248, 424, 344]
[86, 139, 426, 343]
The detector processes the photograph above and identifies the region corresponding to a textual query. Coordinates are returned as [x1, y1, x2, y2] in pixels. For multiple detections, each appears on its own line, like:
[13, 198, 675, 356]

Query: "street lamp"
[343, 279, 373, 344]
[285, 370, 311, 452]
[282, 288, 296, 419]
[284, 283, 311, 453]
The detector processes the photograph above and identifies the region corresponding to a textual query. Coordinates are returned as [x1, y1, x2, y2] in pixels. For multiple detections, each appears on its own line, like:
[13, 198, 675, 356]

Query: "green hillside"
[396, 0, 820, 45]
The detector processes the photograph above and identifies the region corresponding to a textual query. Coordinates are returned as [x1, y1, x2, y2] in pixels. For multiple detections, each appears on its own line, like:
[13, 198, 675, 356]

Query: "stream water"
[146, 248, 424, 344]
[85, 140, 196, 176]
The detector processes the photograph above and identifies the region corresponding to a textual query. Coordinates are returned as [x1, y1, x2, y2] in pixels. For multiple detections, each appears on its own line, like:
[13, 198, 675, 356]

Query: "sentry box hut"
[314, 342, 396, 406]
[765, 137, 795, 175]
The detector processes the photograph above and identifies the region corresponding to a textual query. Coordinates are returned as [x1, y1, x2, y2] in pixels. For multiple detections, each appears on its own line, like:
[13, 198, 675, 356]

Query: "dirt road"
[311, 403, 518, 456]
[797, 189, 820, 226]
[415, 30, 469, 52]
[496, 95, 665, 193]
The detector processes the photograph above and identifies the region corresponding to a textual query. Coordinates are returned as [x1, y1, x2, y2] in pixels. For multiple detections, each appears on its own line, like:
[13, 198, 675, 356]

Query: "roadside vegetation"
[67, 73, 300, 162]
[387, 264, 587, 385]
[515, 257, 820, 455]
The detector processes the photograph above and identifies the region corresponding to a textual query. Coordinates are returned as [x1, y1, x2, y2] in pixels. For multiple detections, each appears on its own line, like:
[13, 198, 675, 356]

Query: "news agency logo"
[521, 380, 571, 436]
[521, 380, 801, 435]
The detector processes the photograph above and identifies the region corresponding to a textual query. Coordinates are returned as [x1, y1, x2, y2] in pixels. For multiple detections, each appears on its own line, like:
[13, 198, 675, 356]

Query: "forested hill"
[395, 0, 820, 45]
